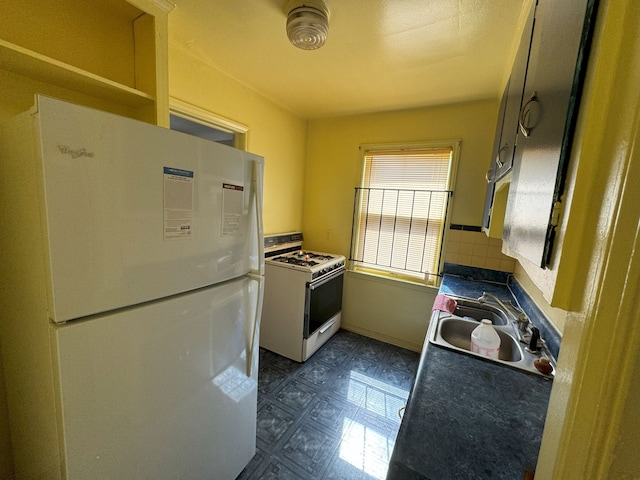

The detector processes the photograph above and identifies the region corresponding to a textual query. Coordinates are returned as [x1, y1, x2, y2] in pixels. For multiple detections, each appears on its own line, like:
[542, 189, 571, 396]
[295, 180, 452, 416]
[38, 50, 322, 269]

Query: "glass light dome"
[286, 4, 329, 50]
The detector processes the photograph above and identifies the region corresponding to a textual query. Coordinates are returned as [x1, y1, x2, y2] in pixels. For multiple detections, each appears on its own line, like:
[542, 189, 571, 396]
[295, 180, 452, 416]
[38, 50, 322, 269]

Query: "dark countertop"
[387, 273, 554, 479]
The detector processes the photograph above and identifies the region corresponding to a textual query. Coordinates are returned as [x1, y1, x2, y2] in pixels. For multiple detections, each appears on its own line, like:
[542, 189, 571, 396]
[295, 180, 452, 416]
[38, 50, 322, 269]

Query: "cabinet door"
[503, 0, 599, 267]
[483, 2, 535, 232]
[483, 83, 508, 230]
[494, 2, 536, 181]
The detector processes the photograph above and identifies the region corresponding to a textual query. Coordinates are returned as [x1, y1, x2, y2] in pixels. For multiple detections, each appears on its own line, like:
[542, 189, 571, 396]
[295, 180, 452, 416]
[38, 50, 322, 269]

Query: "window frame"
[350, 140, 461, 285]
[169, 97, 250, 151]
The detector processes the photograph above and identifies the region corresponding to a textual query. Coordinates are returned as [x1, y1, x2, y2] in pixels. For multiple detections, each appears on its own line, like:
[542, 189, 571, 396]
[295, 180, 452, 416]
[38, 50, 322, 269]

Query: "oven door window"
[304, 272, 344, 338]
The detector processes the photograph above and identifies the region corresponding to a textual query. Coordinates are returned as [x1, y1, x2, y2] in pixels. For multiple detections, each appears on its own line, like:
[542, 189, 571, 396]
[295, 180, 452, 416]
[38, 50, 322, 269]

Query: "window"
[169, 98, 249, 150]
[170, 114, 236, 146]
[349, 141, 459, 285]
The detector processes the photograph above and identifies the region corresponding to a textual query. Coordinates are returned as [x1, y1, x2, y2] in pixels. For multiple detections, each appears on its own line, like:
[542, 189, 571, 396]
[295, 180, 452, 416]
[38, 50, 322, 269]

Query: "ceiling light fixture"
[286, 1, 329, 50]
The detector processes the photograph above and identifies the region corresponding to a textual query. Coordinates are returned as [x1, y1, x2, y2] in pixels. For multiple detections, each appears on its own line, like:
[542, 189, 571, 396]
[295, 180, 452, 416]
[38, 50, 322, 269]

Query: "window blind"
[362, 149, 452, 190]
[352, 146, 453, 284]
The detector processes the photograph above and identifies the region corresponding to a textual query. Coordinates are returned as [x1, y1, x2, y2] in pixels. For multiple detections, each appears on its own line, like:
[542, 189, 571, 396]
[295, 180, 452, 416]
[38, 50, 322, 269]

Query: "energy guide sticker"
[222, 183, 244, 235]
[163, 167, 194, 240]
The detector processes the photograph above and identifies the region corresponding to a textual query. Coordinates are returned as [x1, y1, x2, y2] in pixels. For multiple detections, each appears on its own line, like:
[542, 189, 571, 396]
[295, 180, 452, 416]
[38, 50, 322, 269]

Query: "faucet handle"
[516, 312, 529, 332]
[526, 326, 540, 353]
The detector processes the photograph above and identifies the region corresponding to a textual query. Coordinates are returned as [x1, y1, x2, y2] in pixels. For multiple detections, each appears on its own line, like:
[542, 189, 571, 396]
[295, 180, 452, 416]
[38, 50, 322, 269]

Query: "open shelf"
[0, 40, 155, 109]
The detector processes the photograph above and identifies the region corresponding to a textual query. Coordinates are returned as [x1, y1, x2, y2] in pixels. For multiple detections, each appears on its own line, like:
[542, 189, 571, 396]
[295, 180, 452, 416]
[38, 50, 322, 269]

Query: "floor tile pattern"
[236, 330, 420, 480]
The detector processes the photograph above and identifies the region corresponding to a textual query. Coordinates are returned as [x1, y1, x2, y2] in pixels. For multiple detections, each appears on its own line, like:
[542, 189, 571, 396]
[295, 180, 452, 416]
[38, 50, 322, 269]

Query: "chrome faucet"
[478, 292, 552, 366]
[477, 292, 530, 333]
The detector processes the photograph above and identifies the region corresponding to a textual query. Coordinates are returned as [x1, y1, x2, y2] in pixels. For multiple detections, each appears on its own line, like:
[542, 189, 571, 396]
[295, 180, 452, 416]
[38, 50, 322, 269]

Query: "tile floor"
[236, 329, 421, 480]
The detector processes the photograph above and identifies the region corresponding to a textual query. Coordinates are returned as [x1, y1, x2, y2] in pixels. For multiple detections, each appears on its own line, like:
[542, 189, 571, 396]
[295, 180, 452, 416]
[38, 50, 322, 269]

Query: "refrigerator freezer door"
[32, 96, 264, 322]
[51, 275, 263, 479]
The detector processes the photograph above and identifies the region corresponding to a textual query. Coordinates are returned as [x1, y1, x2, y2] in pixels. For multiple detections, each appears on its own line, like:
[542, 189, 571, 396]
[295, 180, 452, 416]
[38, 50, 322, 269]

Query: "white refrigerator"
[0, 95, 264, 479]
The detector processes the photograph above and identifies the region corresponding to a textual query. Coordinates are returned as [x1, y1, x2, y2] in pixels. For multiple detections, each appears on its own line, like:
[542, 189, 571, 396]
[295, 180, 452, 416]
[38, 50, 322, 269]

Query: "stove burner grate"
[272, 256, 320, 267]
[298, 251, 333, 261]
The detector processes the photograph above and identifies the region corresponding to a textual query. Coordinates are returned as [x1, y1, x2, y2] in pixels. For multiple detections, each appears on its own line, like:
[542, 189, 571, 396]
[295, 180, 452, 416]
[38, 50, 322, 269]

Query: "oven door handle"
[319, 319, 337, 334]
[308, 268, 345, 290]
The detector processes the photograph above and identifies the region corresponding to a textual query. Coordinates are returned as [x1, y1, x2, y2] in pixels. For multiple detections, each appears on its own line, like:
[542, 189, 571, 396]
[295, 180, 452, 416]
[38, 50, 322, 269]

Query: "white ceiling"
[169, 0, 527, 119]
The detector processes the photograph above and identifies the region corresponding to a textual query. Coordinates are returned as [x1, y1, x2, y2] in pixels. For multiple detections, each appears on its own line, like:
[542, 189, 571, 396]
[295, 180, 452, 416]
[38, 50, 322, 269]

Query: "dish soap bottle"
[471, 319, 501, 359]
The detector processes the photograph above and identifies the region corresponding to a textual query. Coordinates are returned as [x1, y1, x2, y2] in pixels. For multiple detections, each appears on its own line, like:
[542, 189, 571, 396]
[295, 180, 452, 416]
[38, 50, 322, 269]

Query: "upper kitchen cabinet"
[493, 3, 536, 182]
[503, 0, 599, 267]
[483, 3, 535, 237]
[0, 0, 171, 125]
[482, 85, 507, 233]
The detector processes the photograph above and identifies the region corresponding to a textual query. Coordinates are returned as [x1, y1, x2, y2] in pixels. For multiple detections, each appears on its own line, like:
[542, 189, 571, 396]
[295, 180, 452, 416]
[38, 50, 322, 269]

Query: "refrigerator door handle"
[246, 273, 264, 377]
[251, 160, 265, 276]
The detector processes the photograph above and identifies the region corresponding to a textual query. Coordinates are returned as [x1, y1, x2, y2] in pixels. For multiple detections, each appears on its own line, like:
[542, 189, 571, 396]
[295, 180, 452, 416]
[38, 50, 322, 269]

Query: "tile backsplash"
[444, 226, 515, 273]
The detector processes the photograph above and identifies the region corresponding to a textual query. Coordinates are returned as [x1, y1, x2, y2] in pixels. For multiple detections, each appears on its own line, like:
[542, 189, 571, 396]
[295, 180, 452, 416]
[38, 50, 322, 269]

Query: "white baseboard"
[340, 323, 424, 352]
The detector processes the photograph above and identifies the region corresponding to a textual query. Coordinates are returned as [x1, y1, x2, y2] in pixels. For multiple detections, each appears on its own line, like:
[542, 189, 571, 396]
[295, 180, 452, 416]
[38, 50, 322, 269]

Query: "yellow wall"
[513, 263, 568, 332]
[302, 100, 498, 256]
[168, 45, 308, 235]
[0, 345, 12, 478]
[342, 272, 436, 351]
[302, 101, 498, 347]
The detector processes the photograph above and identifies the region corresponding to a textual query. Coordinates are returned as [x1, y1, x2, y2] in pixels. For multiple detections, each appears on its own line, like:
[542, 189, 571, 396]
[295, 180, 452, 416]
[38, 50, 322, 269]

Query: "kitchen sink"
[435, 318, 522, 362]
[450, 298, 509, 326]
[428, 302, 555, 378]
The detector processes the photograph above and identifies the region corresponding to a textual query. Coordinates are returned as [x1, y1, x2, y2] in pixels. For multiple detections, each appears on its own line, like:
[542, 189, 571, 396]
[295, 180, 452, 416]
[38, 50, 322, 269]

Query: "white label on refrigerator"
[222, 183, 243, 235]
[163, 167, 194, 240]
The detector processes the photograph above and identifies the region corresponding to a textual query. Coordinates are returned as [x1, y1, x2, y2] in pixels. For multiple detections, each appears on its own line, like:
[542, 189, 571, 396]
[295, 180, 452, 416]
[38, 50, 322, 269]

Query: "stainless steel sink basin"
[428, 306, 554, 378]
[436, 318, 522, 362]
[450, 298, 509, 326]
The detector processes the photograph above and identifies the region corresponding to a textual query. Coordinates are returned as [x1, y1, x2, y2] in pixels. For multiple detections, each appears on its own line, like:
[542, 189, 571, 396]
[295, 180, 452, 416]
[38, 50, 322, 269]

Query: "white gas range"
[261, 233, 345, 362]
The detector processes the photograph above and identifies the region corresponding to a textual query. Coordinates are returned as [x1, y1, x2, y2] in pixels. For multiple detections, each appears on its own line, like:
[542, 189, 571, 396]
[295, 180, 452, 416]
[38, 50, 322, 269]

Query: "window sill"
[346, 269, 440, 293]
